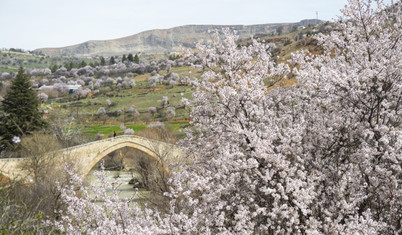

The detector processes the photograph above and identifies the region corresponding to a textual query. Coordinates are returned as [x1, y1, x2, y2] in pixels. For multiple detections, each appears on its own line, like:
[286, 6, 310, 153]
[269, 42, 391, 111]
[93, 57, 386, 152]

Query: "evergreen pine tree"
[65, 62, 71, 71]
[109, 56, 116, 65]
[0, 66, 47, 152]
[134, 54, 139, 64]
[100, 56, 106, 66]
[80, 60, 87, 68]
[127, 53, 134, 62]
[122, 54, 127, 62]
[50, 64, 58, 73]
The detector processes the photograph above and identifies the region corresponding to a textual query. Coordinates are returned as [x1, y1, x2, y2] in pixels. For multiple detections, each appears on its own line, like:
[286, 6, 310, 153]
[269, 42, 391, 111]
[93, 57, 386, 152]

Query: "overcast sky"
[0, 0, 350, 50]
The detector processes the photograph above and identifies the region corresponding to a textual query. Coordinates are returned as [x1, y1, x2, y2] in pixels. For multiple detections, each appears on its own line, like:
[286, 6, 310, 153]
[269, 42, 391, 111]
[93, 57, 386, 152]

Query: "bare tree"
[97, 107, 109, 124]
[0, 179, 51, 233]
[48, 115, 86, 148]
[15, 132, 78, 221]
[18, 133, 61, 183]
[134, 127, 182, 212]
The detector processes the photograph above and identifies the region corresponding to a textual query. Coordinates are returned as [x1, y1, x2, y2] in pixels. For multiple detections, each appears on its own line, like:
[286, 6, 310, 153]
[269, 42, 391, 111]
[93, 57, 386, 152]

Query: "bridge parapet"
[0, 134, 184, 180]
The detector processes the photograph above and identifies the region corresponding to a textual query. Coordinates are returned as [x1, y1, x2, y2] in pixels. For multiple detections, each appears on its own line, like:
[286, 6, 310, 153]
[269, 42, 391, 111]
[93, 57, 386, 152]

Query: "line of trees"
[100, 53, 140, 66]
[47, 53, 141, 73]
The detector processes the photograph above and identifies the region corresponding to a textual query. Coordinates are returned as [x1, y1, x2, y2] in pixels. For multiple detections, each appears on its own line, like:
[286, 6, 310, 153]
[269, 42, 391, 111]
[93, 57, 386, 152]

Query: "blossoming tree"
[170, 0, 401, 233]
[54, 0, 400, 234]
[289, 0, 401, 232]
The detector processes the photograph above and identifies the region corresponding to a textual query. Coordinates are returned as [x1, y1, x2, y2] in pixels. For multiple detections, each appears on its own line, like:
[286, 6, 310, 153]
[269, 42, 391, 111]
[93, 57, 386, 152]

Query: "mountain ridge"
[34, 19, 322, 57]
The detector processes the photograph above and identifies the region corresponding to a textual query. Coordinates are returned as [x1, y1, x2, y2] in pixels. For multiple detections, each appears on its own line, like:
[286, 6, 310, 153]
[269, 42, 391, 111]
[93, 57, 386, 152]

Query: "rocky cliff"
[34, 19, 322, 57]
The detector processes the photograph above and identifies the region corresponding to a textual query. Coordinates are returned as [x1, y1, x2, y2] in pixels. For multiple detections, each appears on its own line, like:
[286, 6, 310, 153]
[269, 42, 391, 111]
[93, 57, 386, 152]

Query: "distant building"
[37, 85, 53, 90]
[37, 84, 82, 94]
[67, 85, 81, 94]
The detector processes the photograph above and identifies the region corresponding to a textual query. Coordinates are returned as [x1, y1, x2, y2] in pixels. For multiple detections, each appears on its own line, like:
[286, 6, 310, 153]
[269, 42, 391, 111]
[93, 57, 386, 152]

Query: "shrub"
[148, 107, 157, 114]
[123, 128, 134, 135]
[37, 92, 48, 102]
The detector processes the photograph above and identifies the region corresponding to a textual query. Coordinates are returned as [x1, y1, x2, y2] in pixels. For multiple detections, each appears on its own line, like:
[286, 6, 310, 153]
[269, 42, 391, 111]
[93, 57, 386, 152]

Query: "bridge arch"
[81, 140, 161, 177]
[0, 135, 183, 181]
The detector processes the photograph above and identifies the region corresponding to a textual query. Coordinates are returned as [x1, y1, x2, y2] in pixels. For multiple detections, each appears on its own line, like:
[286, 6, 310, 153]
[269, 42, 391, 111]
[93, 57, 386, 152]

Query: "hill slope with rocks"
[34, 19, 322, 57]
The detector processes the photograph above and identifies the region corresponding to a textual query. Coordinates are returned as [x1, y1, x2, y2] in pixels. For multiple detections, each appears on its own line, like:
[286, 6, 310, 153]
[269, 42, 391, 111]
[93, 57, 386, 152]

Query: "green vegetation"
[0, 25, 327, 142]
[100, 56, 106, 66]
[0, 50, 98, 73]
[127, 53, 134, 62]
[109, 56, 116, 65]
[83, 124, 147, 135]
[43, 66, 196, 139]
[134, 54, 140, 64]
[0, 66, 47, 151]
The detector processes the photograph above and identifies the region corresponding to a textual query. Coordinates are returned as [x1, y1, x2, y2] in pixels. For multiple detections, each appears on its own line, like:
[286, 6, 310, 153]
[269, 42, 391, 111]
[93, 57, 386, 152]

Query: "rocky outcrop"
[34, 19, 322, 57]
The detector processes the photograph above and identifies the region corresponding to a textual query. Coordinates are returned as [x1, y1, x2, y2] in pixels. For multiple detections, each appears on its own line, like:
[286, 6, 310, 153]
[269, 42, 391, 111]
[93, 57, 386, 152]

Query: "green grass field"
[42, 66, 196, 139]
[82, 121, 188, 138]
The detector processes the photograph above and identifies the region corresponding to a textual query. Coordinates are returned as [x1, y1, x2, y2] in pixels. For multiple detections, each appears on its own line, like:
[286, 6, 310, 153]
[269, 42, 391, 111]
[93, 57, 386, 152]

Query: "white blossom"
[123, 128, 134, 135]
[53, 1, 401, 233]
[12, 136, 21, 144]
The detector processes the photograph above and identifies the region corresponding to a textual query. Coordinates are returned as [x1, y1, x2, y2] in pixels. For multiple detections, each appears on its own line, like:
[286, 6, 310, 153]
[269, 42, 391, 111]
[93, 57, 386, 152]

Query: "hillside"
[0, 50, 98, 73]
[0, 22, 332, 139]
[34, 19, 322, 57]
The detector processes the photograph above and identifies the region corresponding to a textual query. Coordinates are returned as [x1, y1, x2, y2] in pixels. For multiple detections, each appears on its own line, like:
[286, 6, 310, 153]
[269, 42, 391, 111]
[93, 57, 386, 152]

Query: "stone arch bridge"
[0, 135, 183, 180]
